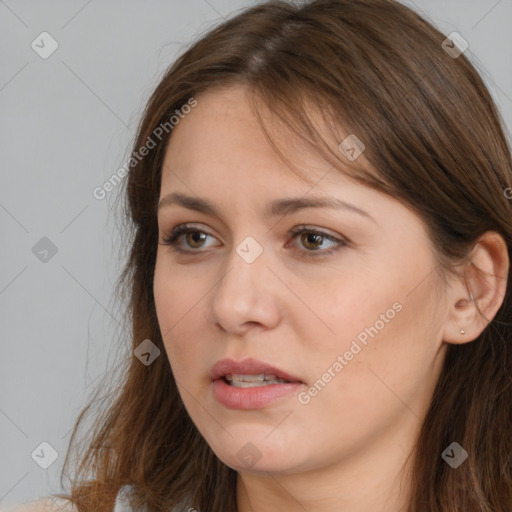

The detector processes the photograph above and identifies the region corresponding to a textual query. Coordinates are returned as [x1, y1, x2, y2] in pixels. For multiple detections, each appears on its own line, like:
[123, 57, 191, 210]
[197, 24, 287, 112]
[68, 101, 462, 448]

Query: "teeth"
[225, 374, 288, 387]
[230, 381, 281, 388]
[226, 373, 266, 382]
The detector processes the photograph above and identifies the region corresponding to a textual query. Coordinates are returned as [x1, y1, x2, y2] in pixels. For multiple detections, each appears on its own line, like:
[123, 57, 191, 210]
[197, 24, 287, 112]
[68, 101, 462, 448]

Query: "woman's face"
[153, 84, 450, 475]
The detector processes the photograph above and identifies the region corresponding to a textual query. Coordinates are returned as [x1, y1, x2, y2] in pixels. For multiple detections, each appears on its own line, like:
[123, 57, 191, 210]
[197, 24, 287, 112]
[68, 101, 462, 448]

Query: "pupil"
[188, 232, 205, 247]
[305, 233, 321, 248]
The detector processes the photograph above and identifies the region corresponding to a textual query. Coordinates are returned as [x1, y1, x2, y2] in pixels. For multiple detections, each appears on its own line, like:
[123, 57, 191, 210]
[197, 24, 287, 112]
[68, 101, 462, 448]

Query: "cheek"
[295, 265, 386, 355]
[310, 271, 441, 416]
[301, 248, 441, 396]
[153, 261, 206, 371]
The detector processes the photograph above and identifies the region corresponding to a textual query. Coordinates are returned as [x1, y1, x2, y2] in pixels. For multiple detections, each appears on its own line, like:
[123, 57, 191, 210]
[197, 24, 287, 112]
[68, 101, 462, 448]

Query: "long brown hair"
[53, 0, 512, 510]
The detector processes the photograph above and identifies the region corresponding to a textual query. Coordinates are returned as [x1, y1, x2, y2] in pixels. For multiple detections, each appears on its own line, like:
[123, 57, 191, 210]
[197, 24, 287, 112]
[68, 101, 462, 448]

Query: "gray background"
[1, 0, 511, 507]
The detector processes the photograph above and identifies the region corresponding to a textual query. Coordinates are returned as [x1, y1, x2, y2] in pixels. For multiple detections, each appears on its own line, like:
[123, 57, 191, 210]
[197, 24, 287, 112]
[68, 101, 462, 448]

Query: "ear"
[443, 231, 509, 344]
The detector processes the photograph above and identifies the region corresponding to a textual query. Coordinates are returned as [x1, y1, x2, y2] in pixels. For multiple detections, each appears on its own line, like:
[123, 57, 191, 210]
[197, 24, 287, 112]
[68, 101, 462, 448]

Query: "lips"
[210, 357, 304, 409]
[209, 357, 303, 384]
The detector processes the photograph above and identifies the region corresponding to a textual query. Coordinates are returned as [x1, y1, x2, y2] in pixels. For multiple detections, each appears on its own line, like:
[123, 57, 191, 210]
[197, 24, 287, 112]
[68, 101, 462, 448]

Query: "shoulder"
[1, 485, 135, 512]
[1, 486, 188, 512]
[0, 497, 76, 512]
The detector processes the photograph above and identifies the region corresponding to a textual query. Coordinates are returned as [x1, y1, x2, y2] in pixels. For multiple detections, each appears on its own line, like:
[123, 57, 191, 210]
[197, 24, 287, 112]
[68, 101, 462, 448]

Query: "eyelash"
[160, 223, 348, 258]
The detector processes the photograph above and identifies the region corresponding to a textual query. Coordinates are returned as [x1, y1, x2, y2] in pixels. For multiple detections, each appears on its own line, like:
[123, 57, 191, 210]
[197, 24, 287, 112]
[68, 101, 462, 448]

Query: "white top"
[113, 485, 191, 512]
[113, 486, 137, 512]
[0, 485, 189, 512]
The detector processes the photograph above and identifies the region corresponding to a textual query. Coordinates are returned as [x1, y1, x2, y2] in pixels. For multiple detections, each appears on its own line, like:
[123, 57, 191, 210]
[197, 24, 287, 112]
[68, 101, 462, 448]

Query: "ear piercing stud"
[460, 291, 474, 335]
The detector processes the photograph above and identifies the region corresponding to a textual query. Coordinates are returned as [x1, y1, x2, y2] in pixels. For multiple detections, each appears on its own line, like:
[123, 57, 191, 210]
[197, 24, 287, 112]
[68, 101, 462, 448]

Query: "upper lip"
[209, 357, 303, 383]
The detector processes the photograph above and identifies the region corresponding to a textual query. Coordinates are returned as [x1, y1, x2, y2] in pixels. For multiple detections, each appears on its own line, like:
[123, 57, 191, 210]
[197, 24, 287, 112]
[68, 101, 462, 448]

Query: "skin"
[153, 83, 509, 511]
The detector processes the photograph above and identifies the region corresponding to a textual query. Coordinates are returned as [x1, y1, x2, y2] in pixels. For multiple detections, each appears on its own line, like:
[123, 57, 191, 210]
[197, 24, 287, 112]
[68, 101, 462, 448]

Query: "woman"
[9, 0, 512, 510]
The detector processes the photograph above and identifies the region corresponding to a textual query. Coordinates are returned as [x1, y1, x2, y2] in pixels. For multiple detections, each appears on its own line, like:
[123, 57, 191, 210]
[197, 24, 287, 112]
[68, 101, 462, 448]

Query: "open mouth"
[223, 373, 291, 388]
[211, 360, 304, 409]
[210, 357, 304, 409]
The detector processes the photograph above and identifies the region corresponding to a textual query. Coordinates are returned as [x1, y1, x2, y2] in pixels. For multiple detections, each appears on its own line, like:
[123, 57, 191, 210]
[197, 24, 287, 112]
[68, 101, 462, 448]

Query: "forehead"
[160, 83, 362, 194]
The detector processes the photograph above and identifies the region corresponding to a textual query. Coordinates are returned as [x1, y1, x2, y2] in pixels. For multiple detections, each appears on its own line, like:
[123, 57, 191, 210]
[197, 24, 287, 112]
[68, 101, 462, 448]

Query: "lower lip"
[213, 378, 303, 410]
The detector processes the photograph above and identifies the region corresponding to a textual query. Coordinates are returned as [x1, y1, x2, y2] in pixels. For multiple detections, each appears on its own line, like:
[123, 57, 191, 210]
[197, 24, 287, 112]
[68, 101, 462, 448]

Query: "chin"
[219, 451, 300, 474]
[204, 431, 307, 474]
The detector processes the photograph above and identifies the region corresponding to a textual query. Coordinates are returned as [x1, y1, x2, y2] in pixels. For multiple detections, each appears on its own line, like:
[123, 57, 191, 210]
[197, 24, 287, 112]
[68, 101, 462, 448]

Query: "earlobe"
[443, 231, 509, 345]
[445, 288, 480, 344]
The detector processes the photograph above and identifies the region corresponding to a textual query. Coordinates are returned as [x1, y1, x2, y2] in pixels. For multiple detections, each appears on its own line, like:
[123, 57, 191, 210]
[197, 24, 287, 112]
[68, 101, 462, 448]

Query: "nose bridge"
[208, 232, 279, 331]
[216, 233, 267, 300]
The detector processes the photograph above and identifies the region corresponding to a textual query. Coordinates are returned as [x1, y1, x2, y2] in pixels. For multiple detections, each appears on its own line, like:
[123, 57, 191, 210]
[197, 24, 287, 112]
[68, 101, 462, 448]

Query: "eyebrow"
[157, 192, 376, 223]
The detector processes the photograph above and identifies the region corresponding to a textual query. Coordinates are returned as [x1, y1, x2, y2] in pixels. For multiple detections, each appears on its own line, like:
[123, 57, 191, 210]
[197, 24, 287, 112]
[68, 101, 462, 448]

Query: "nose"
[208, 238, 281, 334]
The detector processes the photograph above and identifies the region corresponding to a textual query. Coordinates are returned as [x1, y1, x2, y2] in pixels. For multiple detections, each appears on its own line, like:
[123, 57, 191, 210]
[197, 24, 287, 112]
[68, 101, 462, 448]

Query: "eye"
[159, 223, 348, 257]
[286, 225, 348, 257]
[160, 223, 218, 253]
